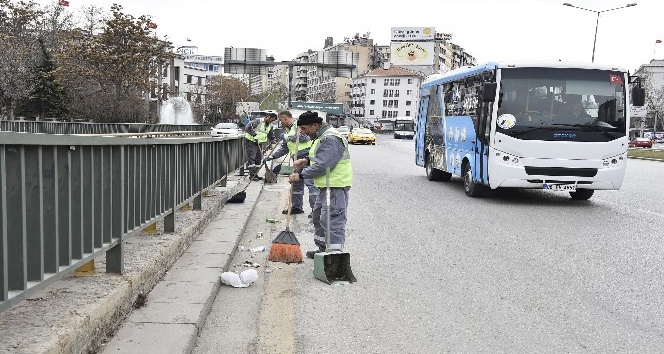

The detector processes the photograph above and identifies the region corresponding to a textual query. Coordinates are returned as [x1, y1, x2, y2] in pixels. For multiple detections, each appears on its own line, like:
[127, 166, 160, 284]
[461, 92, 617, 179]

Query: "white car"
[211, 123, 242, 138]
[337, 125, 350, 139]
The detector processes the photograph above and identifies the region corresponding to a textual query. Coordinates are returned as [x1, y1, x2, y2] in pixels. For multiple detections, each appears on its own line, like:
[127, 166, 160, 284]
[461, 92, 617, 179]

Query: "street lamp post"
[562, 2, 637, 63]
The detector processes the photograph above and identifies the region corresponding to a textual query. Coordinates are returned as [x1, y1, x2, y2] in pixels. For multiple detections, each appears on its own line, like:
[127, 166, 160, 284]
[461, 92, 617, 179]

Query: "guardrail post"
[164, 145, 175, 233]
[1, 145, 7, 302]
[193, 143, 203, 210]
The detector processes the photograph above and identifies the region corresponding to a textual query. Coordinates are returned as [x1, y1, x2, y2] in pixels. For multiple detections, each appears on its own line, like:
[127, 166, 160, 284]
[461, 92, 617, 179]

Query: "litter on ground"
[220, 269, 258, 288]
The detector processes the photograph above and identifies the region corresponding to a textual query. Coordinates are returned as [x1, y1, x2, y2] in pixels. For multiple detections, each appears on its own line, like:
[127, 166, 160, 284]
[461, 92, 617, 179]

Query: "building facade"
[632, 59, 664, 137]
[435, 33, 477, 73]
[350, 64, 422, 126]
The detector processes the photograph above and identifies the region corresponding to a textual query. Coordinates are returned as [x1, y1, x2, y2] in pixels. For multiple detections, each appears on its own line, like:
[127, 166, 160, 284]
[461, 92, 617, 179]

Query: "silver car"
[211, 123, 242, 138]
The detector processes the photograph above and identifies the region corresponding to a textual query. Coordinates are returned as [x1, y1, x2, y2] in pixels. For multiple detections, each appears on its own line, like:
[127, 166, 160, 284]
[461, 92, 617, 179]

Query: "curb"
[97, 179, 264, 353]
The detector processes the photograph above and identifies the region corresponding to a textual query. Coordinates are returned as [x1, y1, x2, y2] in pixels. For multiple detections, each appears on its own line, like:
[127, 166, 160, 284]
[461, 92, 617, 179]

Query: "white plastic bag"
[220, 268, 258, 288]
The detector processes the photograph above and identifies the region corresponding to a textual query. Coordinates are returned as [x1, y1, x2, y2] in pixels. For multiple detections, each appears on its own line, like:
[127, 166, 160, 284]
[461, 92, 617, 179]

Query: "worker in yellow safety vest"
[288, 111, 352, 259]
[244, 113, 277, 181]
[263, 111, 319, 217]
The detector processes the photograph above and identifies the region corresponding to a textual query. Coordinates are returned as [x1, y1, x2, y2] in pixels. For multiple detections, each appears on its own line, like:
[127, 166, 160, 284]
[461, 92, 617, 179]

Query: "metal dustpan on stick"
[313, 169, 356, 284]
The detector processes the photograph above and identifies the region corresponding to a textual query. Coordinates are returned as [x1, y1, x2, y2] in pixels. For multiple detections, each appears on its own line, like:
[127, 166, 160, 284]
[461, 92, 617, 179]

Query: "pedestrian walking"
[288, 111, 353, 259]
[264, 111, 319, 216]
[245, 112, 277, 181]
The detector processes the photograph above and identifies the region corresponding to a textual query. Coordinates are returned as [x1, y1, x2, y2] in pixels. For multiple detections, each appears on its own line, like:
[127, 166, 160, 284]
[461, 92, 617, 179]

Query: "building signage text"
[391, 27, 435, 41]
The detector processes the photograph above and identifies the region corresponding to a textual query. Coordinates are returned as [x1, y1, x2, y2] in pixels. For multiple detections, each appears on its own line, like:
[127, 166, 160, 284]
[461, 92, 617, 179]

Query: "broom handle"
[285, 127, 300, 232]
[325, 167, 331, 252]
[286, 182, 293, 231]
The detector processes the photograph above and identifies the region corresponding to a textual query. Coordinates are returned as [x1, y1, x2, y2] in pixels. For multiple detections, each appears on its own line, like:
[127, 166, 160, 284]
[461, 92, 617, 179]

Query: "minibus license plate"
[543, 183, 576, 191]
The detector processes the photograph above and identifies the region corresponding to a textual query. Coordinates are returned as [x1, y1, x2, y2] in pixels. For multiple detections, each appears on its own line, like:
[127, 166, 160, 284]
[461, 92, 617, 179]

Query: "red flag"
[609, 74, 623, 85]
[58, 0, 69, 6]
[147, 21, 157, 29]
[657, 39, 662, 44]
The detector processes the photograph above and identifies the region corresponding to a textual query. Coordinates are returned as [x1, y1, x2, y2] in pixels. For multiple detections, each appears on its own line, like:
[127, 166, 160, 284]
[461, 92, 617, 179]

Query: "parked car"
[337, 125, 350, 139]
[628, 137, 653, 148]
[347, 127, 376, 145]
[211, 122, 242, 138]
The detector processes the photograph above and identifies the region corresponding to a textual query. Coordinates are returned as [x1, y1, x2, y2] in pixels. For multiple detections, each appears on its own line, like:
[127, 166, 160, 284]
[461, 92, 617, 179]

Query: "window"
[406, 100, 412, 106]
[408, 79, 413, 84]
[384, 79, 389, 86]
[370, 100, 375, 105]
[371, 79, 376, 83]
[406, 111, 411, 116]
[186, 75, 192, 84]
[370, 110, 374, 115]
[395, 79, 400, 86]
[383, 100, 388, 107]
[406, 90, 412, 95]
[371, 89, 375, 94]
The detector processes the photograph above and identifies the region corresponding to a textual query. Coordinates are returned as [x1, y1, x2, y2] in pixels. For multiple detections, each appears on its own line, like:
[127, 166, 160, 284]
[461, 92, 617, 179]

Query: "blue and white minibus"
[415, 61, 646, 200]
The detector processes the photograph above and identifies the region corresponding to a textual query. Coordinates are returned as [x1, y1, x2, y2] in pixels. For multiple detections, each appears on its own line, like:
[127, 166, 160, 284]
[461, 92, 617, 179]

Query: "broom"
[268, 131, 303, 264]
[267, 182, 302, 263]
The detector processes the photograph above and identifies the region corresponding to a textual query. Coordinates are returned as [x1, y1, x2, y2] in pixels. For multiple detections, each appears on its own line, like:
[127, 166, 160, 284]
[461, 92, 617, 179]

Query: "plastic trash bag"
[220, 268, 258, 288]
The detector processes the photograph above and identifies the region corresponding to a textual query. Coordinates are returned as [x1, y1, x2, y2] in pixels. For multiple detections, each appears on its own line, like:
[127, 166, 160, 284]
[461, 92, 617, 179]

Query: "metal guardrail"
[0, 131, 244, 312]
[0, 120, 210, 135]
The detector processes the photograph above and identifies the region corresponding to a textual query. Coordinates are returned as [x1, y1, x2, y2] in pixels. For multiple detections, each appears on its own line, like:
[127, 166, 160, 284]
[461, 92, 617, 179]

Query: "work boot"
[306, 249, 324, 259]
[282, 207, 304, 215]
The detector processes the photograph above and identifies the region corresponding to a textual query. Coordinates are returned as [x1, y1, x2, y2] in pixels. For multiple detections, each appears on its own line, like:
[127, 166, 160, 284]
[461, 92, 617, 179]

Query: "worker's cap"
[297, 111, 323, 126]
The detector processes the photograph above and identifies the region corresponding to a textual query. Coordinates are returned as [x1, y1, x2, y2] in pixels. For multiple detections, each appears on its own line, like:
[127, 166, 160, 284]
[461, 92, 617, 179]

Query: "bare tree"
[206, 75, 250, 123]
[640, 71, 664, 133]
[0, 0, 43, 119]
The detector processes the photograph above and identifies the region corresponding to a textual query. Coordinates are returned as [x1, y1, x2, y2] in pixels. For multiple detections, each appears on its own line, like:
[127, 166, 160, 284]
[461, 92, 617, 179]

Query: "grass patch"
[627, 148, 664, 160]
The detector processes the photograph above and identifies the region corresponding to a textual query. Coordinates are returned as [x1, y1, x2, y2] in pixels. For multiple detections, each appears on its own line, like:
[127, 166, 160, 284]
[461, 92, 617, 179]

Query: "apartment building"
[350, 64, 422, 126]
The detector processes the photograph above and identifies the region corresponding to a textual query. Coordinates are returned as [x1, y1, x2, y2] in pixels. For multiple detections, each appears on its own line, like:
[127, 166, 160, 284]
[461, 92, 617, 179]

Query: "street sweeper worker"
[288, 111, 353, 259]
[263, 110, 320, 216]
[245, 113, 277, 181]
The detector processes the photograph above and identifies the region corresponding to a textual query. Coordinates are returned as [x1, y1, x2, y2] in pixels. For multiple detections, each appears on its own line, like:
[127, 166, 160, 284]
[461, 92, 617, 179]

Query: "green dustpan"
[279, 164, 293, 175]
[313, 251, 356, 284]
[313, 169, 356, 284]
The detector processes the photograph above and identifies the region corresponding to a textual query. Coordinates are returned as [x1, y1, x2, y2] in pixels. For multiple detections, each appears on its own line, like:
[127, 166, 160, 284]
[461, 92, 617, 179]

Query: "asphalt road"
[195, 135, 664, 354]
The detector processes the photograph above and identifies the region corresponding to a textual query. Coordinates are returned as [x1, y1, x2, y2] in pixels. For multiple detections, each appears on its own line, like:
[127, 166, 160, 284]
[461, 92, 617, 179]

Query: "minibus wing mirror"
[631, 87, 645, 107]
[482, 83, 497, 102]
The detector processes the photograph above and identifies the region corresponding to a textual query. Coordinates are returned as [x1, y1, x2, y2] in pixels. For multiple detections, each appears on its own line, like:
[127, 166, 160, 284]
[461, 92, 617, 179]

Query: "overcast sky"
[35, 0, 663, 72]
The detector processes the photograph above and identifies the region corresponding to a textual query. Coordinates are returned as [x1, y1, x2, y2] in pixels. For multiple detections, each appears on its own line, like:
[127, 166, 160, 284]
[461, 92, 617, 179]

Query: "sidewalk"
[0, 173, 273, 354]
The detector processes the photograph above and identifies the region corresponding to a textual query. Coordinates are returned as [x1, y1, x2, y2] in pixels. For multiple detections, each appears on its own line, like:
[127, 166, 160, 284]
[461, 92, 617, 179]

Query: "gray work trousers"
[245, 141, 262, 176]
[312, 187, 349, 251]
[291, 173, 319, 211]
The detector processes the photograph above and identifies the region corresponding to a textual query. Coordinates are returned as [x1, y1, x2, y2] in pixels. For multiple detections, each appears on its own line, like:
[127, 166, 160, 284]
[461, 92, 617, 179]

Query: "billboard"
[391, 27, 435, 41]
[390, 42, 435, 66]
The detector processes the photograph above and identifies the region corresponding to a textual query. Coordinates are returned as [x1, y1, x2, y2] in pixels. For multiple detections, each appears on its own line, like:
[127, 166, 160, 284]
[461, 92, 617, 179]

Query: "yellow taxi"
[347, 127, 376, 145]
